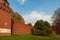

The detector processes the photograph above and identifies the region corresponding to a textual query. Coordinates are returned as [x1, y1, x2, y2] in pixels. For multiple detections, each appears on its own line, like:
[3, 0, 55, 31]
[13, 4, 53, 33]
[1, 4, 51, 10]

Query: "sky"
[8, 0, 60, 25]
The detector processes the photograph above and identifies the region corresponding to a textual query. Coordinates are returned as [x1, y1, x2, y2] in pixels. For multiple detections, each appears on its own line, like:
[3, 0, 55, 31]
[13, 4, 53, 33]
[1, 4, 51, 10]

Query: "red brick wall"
[12, 19, 32, 35]
[0, 0, 31, 36]
[0, 9, 11, 36]
[0, 33, 11, 36]
[0, 10, 11, 28]
[0, 10, 11, 36]
[0, 0, 12, 36]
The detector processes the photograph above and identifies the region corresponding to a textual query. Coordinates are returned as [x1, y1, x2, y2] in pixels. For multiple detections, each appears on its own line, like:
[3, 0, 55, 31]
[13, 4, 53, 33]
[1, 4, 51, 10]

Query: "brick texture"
[0, 0, 32, 36]
[12, 19, 32, 35]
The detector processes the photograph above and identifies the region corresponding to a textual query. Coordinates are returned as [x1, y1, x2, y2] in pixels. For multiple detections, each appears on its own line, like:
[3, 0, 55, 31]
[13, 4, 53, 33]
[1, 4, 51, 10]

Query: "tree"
[52, 8, 60, 34]
[33, 20, 51, 36]
[12, 12, 25, 23]
[34, 20, 44, 30]
[52, 8, 60, 20]
[44, 21, 51, 34]
[28, 23, 32, 27]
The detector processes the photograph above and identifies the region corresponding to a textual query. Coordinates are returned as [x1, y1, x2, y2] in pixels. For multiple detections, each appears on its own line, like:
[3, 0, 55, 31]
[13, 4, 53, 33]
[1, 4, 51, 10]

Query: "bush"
[33, 29, 49, 36]
[32, 20, 51, 36]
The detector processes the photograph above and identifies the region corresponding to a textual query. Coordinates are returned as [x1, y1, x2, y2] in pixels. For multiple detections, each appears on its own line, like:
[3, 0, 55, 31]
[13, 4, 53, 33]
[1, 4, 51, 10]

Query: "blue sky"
[8, 0, 60, 25]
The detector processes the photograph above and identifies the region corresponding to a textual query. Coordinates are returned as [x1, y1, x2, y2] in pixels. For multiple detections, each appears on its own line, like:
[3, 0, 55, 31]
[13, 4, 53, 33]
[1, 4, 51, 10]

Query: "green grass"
[0, 34, 60, 40]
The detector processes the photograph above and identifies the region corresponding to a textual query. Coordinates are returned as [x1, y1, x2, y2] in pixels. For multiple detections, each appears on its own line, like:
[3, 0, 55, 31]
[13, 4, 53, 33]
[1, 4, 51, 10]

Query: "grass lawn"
[0, 34, 60, 40]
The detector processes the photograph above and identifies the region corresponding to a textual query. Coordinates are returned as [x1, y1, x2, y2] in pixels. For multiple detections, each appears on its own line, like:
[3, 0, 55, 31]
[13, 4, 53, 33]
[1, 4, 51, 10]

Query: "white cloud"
[22, 11, 52, 25]
[18, 0, 26, 5]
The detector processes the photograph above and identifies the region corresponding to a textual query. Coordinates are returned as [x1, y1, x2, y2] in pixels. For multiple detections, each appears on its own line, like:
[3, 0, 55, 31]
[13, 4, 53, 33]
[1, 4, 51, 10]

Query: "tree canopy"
[52, 8, 60, 34]
[33, 20, 51, 36]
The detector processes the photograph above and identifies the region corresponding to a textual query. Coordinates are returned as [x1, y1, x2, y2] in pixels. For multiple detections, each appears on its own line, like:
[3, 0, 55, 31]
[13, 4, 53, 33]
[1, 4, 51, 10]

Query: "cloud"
[23, 11, 52, 25]
[18, 0, 26, 5]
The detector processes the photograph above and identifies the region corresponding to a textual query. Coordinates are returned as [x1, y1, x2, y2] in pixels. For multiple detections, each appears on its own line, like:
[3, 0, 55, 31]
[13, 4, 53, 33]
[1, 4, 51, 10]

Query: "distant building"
[0, 0, 32, 36]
